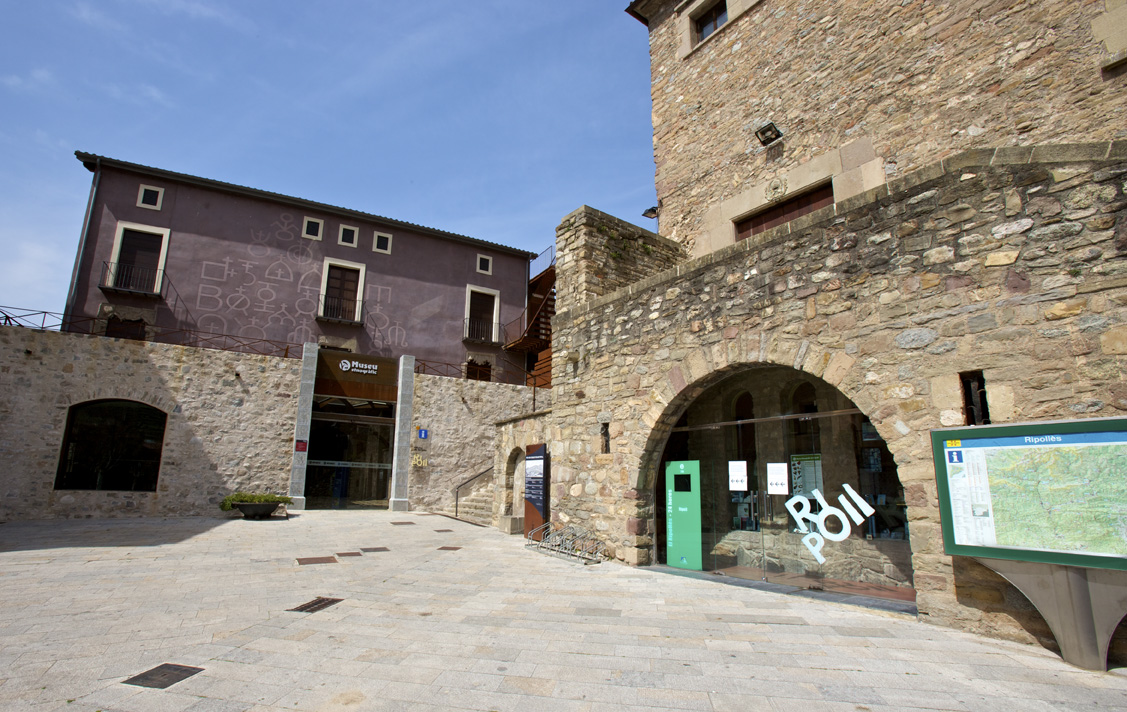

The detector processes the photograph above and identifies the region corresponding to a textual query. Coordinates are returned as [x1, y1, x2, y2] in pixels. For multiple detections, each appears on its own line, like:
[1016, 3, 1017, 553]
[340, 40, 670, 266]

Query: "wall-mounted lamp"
[755, 122, 783, 146]
[642, 206, 659, 219]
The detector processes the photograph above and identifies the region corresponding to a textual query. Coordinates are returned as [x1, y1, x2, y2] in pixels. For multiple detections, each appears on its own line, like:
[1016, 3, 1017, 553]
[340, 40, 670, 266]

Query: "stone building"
[0, 154, 545, 519]
[508, 0, 1127, 662]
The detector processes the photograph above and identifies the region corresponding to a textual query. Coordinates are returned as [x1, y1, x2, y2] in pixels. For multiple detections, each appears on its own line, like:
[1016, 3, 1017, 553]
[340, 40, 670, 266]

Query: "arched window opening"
[54, 400, 167, 492]
[653, 365, 911, 600]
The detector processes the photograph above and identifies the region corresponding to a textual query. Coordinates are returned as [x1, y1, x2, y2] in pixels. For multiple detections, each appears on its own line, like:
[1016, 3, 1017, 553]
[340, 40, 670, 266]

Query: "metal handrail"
[529, 244, 556, 279]
[453, 466, 494, 519]
[502, 286, 555, 346]
[0, 306, 302, 359]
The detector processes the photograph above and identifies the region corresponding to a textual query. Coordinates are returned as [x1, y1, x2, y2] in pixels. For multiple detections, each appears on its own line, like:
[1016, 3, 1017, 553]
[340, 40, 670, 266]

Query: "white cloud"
[97, 82, 175, 109]
[126, 0, 255, 33]
[0, 68, 56, 92]
[70, 2, 127, 33]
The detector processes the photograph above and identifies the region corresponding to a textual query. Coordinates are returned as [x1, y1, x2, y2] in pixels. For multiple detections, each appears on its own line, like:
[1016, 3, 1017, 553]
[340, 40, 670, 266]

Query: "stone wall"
[549, 142, 1126, 649]
[408, 373, 537, 513]
[554, 206, 685, 314]
[493, 410, 553, 533]
[634, 0, 1127, 254]
[0, 328, 301, 520]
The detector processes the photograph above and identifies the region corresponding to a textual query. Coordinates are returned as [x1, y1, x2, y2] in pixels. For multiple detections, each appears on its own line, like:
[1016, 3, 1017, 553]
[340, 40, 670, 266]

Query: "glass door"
[306, 415, 394, 509]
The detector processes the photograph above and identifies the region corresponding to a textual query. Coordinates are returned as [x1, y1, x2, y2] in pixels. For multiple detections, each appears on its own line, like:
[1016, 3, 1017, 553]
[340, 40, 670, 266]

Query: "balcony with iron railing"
[316, 294, 363, 325]
[99, 262, 165, 297]
[463, 318, 501, 344]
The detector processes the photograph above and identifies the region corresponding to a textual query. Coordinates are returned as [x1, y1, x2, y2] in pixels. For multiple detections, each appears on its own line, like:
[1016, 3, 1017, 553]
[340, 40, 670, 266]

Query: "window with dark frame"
[695, 1, 728, 43]
[735, 183, 835, 241]
[374, 232, 392, 253]
[322, 265, 360, 321]
[477, 255, 492, 274]
[138, 186, 163, 209]
[105, 316, 146, 340]
[960, 371, 991, 426]
[466, 290, 497, 341]
[303, 217, 323, 240]
[112, 228, 164, 293]
[466, 358, 492, 382]
[54, 400, 167, 492]
[339, 225, 358, 246]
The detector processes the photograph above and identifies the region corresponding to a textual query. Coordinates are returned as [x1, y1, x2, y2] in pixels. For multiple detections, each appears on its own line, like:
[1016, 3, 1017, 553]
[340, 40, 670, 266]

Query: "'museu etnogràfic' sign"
[314, 351, 398, 401]
[930, 417, 1127, 570]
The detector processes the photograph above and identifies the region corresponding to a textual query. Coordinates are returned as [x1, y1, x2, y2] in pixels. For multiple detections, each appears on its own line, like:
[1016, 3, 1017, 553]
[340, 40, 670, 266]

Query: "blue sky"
[0, 1, 656, 314]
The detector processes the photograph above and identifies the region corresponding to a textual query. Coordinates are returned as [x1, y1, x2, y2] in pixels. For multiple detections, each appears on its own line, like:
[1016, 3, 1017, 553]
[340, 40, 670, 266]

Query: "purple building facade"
[65, 152, 534, 374]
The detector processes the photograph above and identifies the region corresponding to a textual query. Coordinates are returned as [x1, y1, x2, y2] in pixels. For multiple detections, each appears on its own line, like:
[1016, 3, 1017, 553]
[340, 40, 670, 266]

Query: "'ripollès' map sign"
[930, 417, 1127, 570]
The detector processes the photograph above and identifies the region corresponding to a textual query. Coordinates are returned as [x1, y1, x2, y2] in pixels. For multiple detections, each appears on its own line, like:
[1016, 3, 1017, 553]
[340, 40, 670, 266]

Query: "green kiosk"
[665, 461, 702, 570]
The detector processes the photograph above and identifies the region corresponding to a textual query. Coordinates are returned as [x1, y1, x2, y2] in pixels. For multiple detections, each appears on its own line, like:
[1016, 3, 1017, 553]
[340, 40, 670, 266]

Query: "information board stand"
[976, 558, 1127, 671]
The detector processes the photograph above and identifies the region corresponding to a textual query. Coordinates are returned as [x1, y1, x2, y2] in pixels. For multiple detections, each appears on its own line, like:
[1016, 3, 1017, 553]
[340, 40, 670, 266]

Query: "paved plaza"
[2, 511, 1126, 712]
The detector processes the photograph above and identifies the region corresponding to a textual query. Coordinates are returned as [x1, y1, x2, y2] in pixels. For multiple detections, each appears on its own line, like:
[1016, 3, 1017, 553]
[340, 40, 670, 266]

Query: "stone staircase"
[443, 479, 494, 527]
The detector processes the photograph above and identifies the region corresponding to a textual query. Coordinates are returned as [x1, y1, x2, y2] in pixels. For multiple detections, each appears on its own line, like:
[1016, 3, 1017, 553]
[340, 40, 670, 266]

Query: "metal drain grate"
[288, 597, 343, 613]
[336, 552, 362, 557]
[437, 546, 462, 551]
[390, 521, 416, 526]
[360, 547, 389, 552]
[434, 529, 453, 533]
[296, 556, 338, 565]
[123, 663, 204, 689]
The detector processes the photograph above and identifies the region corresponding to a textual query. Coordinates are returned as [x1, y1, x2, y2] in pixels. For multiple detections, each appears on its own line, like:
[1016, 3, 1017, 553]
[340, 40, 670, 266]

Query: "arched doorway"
[650, 364, 913, 600]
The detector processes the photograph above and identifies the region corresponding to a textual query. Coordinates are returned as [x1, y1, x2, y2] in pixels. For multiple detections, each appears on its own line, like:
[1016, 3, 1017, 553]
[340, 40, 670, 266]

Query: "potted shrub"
[220, 492, 293, 520]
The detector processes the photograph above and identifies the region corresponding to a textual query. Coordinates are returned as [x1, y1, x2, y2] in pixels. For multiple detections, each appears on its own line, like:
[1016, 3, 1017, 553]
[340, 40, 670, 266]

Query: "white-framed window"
[338, 224, 359, 247]
[136, 185, 164, 211]
[318, 257, 366, 323]
[373, 231, 393, 254]
[464, 284, 500, 342]
[106, 221, 171, 294]
[302, 217, 324, 241]
[476, 254, 493, 275]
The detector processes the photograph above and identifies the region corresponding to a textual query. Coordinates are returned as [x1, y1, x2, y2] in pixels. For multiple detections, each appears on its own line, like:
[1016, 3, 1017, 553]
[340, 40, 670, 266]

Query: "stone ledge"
[555, 142, 1125, 320]
[1101, 48, 1127, 72]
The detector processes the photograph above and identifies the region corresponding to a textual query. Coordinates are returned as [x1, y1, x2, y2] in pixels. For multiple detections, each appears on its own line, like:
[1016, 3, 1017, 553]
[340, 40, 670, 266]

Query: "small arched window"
[54, 400, 167, 492]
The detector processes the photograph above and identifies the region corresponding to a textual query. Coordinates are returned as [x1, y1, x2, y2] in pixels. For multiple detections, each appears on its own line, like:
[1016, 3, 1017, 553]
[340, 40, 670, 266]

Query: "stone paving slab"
[1, 511, 1126, 711]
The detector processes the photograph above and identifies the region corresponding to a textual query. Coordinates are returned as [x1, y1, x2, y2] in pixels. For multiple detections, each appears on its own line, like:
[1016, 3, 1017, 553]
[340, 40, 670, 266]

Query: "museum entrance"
[305, 397, 394, 509]
[654, 364, 914, 601]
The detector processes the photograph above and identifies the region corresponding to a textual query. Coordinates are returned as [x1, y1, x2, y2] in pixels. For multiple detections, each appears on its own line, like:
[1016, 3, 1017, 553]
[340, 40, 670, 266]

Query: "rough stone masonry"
[549, 142, 1127, 653]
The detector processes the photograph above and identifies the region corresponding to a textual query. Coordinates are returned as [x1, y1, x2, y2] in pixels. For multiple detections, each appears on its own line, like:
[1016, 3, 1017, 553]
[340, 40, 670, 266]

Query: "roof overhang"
[625, 0, 651, 25]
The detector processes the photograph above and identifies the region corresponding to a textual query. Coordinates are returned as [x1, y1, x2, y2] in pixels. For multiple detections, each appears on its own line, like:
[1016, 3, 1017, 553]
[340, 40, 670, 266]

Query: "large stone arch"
[634, 341, 913, 493]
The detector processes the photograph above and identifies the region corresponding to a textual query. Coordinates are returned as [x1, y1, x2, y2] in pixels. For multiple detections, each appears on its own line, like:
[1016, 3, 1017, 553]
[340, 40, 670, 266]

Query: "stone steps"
[442, 482, 494, 527]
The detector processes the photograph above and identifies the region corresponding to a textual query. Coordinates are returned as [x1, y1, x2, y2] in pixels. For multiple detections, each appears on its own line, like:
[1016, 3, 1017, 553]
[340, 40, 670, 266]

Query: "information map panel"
[931, 417, 1127, 570]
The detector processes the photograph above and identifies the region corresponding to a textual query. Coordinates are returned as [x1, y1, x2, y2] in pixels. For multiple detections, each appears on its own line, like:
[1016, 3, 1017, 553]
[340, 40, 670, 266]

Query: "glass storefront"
[656, 365, 914, 600]
[305, 398, 394, 509]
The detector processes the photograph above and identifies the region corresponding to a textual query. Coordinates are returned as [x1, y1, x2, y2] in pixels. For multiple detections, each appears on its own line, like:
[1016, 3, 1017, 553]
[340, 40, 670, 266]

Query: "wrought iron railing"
[463, 318, 500, 343]
[453, 465, 493, 520]
[317, 294, 362, 323]
[100, 262, 164, 296]
[0, 306, 302, 359]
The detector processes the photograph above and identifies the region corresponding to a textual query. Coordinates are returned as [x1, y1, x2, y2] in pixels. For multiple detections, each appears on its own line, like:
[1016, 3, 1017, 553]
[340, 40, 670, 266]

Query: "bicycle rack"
[525, 523, 608, 565]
